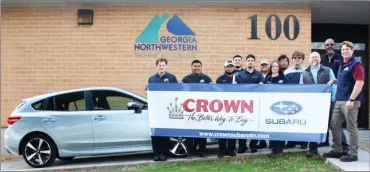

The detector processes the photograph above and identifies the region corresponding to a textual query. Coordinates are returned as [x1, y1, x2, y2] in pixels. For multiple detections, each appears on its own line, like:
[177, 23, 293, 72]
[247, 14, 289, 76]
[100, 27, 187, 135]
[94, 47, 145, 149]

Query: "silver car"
[4, 87, 216, 168]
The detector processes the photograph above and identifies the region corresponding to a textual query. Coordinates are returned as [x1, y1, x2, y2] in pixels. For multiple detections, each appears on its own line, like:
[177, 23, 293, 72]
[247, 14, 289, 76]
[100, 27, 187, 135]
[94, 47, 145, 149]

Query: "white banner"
[148, 83, 331, 142]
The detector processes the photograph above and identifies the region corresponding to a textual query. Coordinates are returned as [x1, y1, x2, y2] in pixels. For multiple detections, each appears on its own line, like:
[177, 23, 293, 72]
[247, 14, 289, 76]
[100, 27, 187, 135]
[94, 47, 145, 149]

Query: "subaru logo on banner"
[270, 101, 302, 115]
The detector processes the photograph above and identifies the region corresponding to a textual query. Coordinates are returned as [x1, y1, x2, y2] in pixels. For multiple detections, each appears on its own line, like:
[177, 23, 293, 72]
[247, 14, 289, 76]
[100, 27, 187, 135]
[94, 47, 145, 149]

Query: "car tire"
[21, 134, 57, 168]
[57, 157, 74, 161]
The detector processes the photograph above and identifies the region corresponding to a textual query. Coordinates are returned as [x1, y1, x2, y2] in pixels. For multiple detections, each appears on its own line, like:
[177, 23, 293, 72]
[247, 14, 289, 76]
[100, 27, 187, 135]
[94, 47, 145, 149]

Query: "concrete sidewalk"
[1, 128, 369, 171]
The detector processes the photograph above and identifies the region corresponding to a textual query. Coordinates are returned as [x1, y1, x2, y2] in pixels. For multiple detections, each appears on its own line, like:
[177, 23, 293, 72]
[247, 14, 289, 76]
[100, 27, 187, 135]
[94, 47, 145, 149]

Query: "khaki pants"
[331, 101, 361, 156]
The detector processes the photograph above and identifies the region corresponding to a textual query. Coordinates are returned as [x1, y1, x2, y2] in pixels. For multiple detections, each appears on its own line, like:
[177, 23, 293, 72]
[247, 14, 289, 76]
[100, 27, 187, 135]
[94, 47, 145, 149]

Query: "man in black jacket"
[320, 38, 342, 77]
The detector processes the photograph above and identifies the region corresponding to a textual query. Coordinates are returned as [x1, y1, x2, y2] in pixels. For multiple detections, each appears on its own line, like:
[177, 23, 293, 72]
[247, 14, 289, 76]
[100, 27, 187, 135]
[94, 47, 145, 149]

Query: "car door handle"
[42, 118, 55, 123]
[93, 115, 106, 121]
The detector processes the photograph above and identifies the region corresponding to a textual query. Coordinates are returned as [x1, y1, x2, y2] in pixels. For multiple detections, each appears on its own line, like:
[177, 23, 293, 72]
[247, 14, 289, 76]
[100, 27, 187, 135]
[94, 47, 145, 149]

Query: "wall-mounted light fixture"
[78, 9, 94, 25]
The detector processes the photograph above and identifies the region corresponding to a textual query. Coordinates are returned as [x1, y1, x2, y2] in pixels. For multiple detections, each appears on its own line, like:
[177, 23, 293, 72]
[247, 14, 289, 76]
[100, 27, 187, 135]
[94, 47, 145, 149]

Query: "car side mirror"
[127, 102, 141, 113]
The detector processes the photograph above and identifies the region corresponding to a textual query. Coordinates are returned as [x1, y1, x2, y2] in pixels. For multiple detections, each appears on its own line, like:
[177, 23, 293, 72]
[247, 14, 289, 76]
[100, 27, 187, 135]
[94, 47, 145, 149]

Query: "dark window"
[91, 90, 145, 111]
[51, 91, 86, 111]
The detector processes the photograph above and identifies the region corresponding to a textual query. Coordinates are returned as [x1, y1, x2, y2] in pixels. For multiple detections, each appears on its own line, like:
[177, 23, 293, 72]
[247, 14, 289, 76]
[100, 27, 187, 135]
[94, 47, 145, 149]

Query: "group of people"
[146, 39, 365, 163]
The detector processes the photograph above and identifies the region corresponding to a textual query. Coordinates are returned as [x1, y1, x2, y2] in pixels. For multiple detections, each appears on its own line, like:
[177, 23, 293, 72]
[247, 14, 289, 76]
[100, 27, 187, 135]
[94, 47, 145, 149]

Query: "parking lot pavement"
[1, 146, 307, 172]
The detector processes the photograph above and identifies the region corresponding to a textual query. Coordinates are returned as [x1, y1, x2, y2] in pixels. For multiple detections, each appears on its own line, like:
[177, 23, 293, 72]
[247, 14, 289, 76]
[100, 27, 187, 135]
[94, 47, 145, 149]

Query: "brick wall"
[0, 5, 312, 127]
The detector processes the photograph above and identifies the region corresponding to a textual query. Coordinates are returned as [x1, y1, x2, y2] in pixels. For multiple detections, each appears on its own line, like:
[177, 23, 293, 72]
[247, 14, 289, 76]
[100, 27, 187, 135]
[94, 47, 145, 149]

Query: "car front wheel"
[22, 134, 57, 168]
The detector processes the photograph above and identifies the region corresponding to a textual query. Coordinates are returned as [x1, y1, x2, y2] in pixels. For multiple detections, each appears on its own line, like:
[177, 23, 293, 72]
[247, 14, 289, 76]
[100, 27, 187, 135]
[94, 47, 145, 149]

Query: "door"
[89, 90, 151, 149]
[40, 91, 94, 150]
[312, 23, 369, 129]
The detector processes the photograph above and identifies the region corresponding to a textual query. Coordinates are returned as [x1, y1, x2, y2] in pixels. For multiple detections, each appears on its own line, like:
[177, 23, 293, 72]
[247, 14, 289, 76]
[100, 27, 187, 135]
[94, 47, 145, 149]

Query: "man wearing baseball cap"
[260, 59, 269, 78]
[216, 59, 237, 157]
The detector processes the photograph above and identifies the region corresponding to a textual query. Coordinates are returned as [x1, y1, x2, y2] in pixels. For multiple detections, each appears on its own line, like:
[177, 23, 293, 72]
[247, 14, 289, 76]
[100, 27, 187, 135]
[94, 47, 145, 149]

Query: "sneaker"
[340, 154, 358, 162]
[153, 154, 160, 161]
[323, 151, 343, 158]
[159, 154, 167, 161]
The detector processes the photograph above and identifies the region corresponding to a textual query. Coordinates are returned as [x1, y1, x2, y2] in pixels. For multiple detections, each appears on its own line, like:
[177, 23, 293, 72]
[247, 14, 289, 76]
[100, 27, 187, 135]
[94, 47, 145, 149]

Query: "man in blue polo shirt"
[234, 54, 264, 153]
[147, 58, 178, 161]
[182, 59, 212, 157]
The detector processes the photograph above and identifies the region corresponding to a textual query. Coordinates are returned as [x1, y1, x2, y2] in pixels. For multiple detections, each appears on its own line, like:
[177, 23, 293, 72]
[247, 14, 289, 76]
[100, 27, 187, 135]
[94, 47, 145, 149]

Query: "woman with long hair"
[264, 60, 288, 156]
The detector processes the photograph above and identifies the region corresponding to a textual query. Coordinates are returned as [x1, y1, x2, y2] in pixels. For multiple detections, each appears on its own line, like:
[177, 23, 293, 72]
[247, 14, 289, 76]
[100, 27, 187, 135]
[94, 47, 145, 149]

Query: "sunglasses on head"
[293, 56, 303, 59]
[325, 43, 334, 46]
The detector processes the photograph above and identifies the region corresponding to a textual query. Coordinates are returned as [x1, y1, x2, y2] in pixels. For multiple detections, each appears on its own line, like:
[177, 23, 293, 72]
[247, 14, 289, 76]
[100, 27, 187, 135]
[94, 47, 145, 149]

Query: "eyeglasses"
[325, 43, 334, 46]
[292, 56, 303, 59]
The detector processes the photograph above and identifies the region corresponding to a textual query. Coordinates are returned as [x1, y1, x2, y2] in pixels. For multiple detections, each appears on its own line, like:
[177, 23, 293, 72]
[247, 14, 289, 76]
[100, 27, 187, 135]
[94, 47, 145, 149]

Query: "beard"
[226, 71, 234, 75]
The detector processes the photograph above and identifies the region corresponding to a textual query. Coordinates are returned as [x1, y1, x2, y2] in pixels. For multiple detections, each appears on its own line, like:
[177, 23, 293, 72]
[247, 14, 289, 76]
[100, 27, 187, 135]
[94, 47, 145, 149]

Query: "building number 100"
[248, 14, 300, 40]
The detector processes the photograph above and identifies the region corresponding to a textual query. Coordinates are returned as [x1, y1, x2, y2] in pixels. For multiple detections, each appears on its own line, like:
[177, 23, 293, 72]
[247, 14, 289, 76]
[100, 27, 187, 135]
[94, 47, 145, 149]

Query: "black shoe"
[197, 152, 205, 157]
[317, 142, 329, 147]
[153, 154, 160, 161]
[340, 154, 358, 162]
[323, 151, 344, 158]
[269, 149, 282, 158]
[227, 150, 236, 157]
[159, 154, 167, 161]
[238, 148, 247, 153]
[306, 151, 319, 157]
[343, 147, 350, 155]
[218, 153, 224, 158]
[251, 148, 257, 153]
[300, 145, 308, 149]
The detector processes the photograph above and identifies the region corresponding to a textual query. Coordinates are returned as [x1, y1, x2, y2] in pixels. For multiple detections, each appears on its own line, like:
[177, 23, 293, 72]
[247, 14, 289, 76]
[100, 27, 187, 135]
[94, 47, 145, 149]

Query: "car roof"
[21, 87, 147, 103]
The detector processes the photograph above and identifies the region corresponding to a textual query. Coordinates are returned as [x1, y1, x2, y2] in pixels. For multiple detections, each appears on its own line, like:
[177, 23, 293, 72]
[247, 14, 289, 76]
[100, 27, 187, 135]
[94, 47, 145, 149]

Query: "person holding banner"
[233, 55, 244, 73]
[182, 59, 213, 157]
[284, 51, 308, 149]
[324, 41, 365, 162]
[302, 52, 337, 157]
[264, 60, 288, 156]
[215, 59, 237, 158]
[147, 58, 179, 161]
[234, 54, 264, 153]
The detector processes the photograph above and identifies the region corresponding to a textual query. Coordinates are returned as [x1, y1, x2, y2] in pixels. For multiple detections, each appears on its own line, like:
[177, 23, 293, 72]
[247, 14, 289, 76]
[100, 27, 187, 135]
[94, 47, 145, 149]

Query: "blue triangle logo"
[166, 15, 195, 35]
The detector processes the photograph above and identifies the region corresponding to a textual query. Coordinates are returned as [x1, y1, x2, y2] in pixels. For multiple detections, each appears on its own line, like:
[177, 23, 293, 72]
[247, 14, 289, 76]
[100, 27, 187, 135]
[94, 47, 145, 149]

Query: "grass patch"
[88, 152, 338, 171]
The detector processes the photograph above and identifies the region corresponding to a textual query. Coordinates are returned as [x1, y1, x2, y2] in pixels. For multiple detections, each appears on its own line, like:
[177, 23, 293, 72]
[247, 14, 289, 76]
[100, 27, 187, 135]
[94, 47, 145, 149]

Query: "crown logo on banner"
[167, 97, 185, 119]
